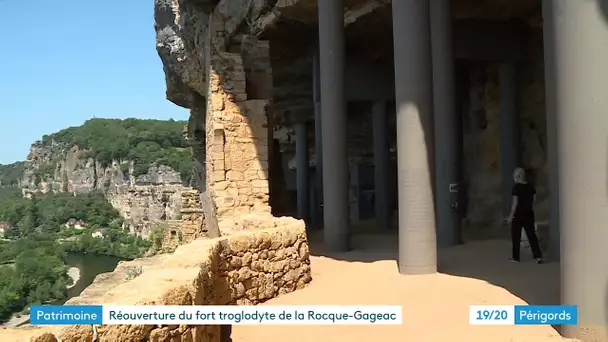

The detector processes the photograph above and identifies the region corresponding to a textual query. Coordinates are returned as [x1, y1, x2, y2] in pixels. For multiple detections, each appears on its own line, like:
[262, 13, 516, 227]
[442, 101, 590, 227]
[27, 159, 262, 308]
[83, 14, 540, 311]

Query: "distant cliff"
[0, 118, 198, 238]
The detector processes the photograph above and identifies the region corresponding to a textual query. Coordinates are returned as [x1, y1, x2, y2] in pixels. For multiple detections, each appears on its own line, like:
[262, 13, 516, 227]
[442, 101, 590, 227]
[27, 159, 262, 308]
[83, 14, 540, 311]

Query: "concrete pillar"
[544, 0, 608, 339]
[392, 0, 437, 274]
[499, 61, 521, 217]
[372, 101, 391, 229]
[295, 122, 310, 220]
[349, 163, 360, 224]
[541, 1, 560, 262]
[313, 51, 323, 227]
[318, 0, 350, 252]
[430, 0, 460, 248]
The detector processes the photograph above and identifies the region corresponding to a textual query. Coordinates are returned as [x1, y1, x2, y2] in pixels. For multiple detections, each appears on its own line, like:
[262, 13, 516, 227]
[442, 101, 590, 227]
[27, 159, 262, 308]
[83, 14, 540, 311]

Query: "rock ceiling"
[260, 0, 541, 62]
[270, 0, 541, 25]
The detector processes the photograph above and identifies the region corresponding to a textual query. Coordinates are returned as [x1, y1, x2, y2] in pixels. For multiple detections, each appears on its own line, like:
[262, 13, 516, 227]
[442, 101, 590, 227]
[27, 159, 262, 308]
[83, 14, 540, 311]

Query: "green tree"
[0, 162, 25, 187]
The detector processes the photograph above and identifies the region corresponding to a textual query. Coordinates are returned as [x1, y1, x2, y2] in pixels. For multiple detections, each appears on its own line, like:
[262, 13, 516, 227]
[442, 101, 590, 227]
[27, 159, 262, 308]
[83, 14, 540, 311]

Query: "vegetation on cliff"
[0, 162, 25, 187]
[40, 118, 192, 181]
[0, 188, 151, 259]
[0, 188, 151, 323]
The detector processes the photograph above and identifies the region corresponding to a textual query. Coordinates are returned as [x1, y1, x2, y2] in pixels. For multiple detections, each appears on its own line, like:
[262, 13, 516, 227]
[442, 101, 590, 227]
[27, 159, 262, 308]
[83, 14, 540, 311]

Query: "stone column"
[295, 121, 310, 220]
[392, 0, 437, 274]
[318, 0, 350, 252]
[372, 101, 391, 229]
[431, 0, 460, 248]
[541, 0, 560, 262]
[499, 61, 521, 217]
[544, 0, 608, 339]
[313, 51, 323, 227]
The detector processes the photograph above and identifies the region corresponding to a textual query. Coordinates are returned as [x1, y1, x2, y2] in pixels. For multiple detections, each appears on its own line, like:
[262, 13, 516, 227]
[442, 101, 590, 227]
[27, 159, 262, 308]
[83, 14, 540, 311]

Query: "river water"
[60, 252, 124, 303]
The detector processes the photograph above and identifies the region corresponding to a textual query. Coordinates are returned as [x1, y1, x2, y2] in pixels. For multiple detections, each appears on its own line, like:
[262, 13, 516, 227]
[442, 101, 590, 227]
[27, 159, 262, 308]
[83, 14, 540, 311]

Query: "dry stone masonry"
[160, 189, 206, 250]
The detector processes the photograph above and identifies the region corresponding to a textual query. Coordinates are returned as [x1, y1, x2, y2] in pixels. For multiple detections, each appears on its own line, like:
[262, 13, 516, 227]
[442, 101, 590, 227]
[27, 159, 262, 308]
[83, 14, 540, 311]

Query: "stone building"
[154, 0, 608, 340]
[0, 222, 7, 238]
[65, 219, 86, 230]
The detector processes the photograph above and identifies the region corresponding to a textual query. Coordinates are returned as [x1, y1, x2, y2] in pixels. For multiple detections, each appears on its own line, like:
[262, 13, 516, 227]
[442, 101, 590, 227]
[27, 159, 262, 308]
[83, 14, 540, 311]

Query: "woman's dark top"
[512, 183, 536, 219]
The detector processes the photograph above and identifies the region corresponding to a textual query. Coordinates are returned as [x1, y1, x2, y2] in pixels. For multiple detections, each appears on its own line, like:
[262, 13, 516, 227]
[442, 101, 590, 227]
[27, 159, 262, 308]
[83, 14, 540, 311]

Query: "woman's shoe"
[509, 258, 520, 263]
[536, 258, 544, 264]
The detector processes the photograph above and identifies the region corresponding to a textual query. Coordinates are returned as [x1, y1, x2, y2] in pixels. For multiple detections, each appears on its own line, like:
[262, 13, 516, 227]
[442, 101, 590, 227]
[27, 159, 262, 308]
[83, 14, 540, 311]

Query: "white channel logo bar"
[102, 305, 403, 325]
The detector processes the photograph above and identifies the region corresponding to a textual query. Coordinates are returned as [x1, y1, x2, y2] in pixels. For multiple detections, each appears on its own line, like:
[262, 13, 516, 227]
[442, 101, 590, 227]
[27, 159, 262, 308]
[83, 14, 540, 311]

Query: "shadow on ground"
[307, 220, 399, 263]
[308, 219, 560, 308]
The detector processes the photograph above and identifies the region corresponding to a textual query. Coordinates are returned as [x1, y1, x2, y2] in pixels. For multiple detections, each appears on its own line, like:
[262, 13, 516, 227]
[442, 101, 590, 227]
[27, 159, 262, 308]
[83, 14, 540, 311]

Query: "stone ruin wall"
[204, 13, 274, 232]
[160, 189, 205, 250]
[0, 220, 312, 342]
[158, 3, 305, 251]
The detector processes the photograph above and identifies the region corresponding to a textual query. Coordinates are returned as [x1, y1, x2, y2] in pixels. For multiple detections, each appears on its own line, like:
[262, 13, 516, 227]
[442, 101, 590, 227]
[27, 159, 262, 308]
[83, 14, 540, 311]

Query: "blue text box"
[30, 305, 103, 325]
[514, 305, 578, 325]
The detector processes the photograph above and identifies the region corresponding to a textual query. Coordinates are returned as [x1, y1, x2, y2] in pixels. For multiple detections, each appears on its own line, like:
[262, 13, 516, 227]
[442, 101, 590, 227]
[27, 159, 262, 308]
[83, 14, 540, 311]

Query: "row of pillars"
[295, 0, 608, 339]
[294, 0, 608, 338]
[295, 94, 393, 229]
[306, 0, 471, 266]
[296, 0, 528, 256]
[296, 61, 523, 240]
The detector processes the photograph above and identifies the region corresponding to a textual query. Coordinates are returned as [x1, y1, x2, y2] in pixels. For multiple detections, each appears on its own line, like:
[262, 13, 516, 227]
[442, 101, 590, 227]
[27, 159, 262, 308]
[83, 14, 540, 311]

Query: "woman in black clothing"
[505, 167, 543, 264]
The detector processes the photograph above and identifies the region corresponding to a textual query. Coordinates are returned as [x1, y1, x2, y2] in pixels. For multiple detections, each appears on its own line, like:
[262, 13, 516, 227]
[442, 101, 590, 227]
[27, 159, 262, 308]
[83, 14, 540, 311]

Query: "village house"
[0, 222, 11, 238]
[91, 228, 108, 239]
[64, 218, 86, 230]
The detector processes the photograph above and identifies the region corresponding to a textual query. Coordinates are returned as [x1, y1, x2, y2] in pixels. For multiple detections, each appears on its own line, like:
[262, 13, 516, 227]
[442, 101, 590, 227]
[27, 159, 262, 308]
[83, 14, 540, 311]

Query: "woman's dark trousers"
[511, 215, 542, 261]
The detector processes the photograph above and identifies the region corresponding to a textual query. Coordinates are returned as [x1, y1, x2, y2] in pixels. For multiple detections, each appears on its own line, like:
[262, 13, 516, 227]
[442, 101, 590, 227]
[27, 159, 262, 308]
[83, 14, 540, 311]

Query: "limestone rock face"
[462, 34, 549, 237]
[20, 144, 190, 237]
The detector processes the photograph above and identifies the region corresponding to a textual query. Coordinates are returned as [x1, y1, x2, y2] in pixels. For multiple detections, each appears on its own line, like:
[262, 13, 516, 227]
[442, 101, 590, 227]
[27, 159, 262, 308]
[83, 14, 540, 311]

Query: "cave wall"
[461, 28, 547, 237]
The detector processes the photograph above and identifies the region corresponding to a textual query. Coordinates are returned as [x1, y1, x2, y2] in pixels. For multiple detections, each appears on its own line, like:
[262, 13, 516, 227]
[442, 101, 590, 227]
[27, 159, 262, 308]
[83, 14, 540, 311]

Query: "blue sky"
[0, 0, 189, 164]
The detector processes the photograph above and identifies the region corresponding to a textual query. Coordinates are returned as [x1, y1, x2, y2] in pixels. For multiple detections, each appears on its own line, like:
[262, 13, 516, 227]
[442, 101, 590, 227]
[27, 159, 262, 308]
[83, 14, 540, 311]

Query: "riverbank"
[0, 314, 29, 328]
[1, 254, 120, 328]
[0, 268, 80, 328]
[66, 267, 80, 289]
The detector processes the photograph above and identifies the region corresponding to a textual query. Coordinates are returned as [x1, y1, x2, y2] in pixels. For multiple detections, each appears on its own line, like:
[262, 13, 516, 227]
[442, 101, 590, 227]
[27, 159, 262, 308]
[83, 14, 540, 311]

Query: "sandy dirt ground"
[232, 232, 576, 342]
